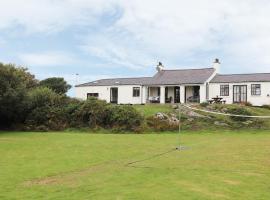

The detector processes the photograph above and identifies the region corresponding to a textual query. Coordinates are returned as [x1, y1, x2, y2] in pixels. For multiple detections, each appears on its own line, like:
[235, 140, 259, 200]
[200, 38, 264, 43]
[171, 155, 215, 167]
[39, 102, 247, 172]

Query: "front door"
[110, 88, 118, 104]
[233, 85, 247, 103]
[174, 86, 180, 103]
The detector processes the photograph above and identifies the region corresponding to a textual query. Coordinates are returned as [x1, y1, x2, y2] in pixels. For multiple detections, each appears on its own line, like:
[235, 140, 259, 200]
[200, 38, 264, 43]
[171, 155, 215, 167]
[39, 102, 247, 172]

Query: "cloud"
[80, 34, 155, 70]
[2, 0, 270, 73]
[78, 0, 270, 72]
[18, 51, 76, 67]
[0, 0, 115, 33]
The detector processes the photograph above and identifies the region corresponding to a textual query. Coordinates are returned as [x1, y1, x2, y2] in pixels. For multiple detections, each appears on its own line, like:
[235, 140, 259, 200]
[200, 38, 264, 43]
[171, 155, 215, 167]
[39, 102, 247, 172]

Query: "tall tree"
[0, 63, 37, 127]
[39, 77, 71, 95]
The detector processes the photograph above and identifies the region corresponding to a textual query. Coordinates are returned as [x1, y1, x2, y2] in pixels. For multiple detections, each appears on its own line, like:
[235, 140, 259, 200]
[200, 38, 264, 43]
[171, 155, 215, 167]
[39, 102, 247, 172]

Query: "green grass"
[133, 104, 174, 117]
[1, 131, 270, 200]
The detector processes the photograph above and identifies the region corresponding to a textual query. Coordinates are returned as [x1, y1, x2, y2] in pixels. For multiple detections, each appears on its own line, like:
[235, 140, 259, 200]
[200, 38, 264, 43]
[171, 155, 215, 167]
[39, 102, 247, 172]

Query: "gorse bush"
[74, 97, 108, 128]
[106, 105, 144, 132]
[25, 87, 69, 131]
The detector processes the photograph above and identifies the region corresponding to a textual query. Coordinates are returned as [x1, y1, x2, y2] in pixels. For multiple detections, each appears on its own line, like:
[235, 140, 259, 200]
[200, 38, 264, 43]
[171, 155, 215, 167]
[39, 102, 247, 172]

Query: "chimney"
[156, 61, 164, 72]
[213, 58, 220, 73]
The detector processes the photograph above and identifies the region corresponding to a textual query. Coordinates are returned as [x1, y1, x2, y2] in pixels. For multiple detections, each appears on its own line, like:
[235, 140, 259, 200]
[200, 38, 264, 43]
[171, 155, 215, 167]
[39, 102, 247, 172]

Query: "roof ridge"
[90, 76, 152, 84]
[162, 67, 214, 71]
[95, 76, 152, 81]
[217, 72, 270, 76]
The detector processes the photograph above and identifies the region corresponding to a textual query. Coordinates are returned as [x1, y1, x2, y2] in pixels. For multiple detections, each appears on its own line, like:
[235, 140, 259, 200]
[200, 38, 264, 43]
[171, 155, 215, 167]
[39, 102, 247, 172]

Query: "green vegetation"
[1, 131, 270, 200]
[134, 103, 270, 131]
[39, 77, 71, 95]
[0, 63, 143, 131]
[133, 104, 173, 116]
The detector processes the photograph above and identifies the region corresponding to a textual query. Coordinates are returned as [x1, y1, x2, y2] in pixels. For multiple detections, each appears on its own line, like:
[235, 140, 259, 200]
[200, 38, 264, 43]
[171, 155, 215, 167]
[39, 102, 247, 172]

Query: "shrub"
[64, 98, 83, 127]
[200, 102, 209, 107]
[74, 97, 108, 128]
[106, 105, 144, 132]
[25, 106, 68, 131]
[27, 87, 62, 108]
[243, 102, 253, 107]
[25, 87, 69, 131]
[227, 107, 252, 122]
[262, 104, 270, 109]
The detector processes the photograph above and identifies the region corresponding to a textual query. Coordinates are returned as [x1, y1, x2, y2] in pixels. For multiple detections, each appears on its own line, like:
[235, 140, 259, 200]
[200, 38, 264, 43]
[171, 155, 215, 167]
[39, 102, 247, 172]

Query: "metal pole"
[75, 73, 79, 85]
[176, 104, 187, 151]
[176, 104, 181, 150]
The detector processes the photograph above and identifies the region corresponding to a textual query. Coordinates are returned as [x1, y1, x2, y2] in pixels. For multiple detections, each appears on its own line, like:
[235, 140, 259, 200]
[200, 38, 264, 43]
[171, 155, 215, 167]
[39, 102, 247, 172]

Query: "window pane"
[220, 85, 229, 96]
[251, 84, 261, 95]
[133, 87, 140, 97]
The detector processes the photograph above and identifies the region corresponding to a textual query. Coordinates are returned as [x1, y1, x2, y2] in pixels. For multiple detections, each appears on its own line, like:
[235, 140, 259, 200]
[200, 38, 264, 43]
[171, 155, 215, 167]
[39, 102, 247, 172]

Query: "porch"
[146, 85, 201, 104]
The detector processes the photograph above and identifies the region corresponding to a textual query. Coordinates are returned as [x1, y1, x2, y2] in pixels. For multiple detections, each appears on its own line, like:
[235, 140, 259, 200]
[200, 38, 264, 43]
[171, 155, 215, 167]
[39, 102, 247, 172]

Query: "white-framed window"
[220, 85, 229, 96]
[133, 87, 140, 97]
[87, 93, 99, 99]
[251, 84, 261, 95]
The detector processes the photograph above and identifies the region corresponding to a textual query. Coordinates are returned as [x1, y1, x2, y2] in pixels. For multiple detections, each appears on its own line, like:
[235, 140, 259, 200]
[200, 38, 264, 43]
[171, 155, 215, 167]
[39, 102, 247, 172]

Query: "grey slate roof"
[75, 77, 152, 87]
[211, 73, 270, 83]
[150, 68, 215, 85]
[75, 67, 216, 87]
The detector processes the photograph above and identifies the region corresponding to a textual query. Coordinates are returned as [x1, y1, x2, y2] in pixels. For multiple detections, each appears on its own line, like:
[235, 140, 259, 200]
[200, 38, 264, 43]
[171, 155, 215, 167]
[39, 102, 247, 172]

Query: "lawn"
[133, 104, 173, 117]
[1, 131, 270, 200]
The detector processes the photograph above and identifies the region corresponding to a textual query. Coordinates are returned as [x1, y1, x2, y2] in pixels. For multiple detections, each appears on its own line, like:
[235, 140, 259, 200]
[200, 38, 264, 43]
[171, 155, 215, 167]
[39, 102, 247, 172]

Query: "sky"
[1, 0, 270, 96]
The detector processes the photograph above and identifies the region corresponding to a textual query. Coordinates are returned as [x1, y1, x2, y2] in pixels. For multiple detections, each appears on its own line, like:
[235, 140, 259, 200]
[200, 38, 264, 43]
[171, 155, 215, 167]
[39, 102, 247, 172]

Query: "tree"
[0, 63, 37, 127]
[39, 77, 71, 95]
[25, 87, 68, 131]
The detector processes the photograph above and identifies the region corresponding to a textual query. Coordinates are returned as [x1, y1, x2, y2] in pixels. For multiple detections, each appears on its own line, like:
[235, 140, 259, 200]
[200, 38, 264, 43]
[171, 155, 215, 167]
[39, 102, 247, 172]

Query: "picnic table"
[208, 96, 226, 104]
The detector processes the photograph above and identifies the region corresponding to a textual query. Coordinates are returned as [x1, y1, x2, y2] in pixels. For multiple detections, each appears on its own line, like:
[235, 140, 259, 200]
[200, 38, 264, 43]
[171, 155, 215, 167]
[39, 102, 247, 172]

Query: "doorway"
[110, 88, 118, 104]
[233, 85, 247, 103]
[174, 86, 180, 103]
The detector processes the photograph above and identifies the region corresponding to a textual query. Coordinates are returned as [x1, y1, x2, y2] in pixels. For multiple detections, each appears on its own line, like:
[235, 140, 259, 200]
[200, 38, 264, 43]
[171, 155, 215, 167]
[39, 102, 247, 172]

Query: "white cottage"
[75, 59, 270, 106]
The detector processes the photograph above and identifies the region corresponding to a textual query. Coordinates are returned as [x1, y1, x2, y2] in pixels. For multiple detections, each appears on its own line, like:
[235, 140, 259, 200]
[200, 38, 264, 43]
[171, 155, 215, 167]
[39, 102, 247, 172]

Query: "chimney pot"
[213, 58, 220, 73]
[156, 61, 164, 72]
[214, 58, 220, 63]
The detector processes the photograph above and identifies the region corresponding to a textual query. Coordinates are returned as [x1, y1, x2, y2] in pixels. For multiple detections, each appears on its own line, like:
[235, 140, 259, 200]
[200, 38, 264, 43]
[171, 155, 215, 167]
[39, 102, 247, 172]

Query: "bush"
[64, 98, 83, 127]
[27, 87, 62, 108]
[200, 102, 209, 107]
[25, 106, 68, 131]
[262, 104, 270, 109]
[227, 107, 252, 122]
[243, 102, 253, 106]
[25, 87, 69, 130]
[106, 105, 144, 132]
[74, 97, 108, 128]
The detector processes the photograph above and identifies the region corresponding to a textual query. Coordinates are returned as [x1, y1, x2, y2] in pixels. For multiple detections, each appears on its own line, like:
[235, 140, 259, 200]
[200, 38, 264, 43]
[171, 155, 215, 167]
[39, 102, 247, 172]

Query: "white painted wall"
[75, 83, 210, 105]
[160, 86, 165, 104]
[209, 82, 270, 106]
[180, 85, 185, 103]
[75, 85, 144, 104]
[200, 84, 207, 103]
[75, 86, 110, 102]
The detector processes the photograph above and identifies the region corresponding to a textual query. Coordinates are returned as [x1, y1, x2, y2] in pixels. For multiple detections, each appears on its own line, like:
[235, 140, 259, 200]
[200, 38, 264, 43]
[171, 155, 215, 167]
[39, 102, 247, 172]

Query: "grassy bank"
[134, 104, 270, 131]
[1, 131, 270, 199]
